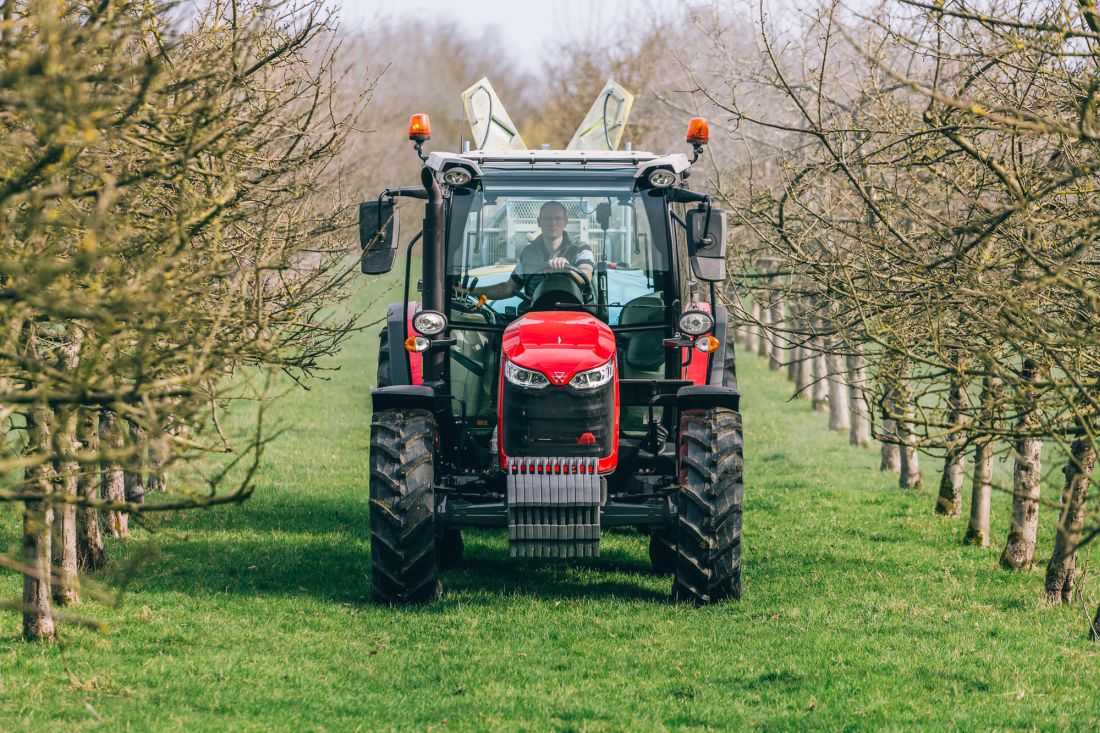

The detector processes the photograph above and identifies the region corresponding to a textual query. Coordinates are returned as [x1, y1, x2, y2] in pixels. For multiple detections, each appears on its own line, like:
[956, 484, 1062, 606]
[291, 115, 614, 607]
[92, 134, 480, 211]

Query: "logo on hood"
[552, 371, 567, 384]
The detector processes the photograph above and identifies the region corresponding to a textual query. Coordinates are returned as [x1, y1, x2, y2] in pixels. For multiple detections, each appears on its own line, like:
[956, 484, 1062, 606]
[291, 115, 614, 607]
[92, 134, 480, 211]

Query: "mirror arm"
[668, 188, 709, 204]
[381, 186, 429, 201]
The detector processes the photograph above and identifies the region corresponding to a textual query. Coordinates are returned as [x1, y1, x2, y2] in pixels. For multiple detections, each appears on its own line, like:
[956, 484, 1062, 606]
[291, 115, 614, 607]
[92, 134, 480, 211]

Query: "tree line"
[1, 0, 364, 641]
[675, 0, 1100, 638]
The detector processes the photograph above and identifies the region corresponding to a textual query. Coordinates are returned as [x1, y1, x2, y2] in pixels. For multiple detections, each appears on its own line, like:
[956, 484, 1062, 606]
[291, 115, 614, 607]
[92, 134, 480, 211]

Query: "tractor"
[359, 80, 742, 604]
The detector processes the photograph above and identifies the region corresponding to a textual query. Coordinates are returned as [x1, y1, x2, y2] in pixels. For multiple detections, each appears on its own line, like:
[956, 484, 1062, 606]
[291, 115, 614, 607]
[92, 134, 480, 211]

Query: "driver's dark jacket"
[509, 232, 595, 294]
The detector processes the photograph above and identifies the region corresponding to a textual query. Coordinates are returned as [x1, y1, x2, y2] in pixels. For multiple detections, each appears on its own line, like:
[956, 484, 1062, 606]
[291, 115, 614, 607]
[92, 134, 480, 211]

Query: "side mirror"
[686, 207, 727, 282]
[359, 199, 399, 274]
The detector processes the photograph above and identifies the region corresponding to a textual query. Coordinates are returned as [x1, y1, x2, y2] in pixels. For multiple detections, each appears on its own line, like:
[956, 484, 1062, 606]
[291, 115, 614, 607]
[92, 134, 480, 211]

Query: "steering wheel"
[560, 264, 594, 302]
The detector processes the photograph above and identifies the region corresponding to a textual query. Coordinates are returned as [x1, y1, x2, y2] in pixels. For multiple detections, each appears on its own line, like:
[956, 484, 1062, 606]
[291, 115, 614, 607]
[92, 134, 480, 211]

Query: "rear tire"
[369, 408, 441, 604]
[672, 407, 744, 604]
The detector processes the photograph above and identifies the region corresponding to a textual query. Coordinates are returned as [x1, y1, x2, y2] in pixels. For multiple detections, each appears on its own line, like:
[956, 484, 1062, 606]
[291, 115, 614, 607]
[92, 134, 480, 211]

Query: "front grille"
[502, 381, 613, 458]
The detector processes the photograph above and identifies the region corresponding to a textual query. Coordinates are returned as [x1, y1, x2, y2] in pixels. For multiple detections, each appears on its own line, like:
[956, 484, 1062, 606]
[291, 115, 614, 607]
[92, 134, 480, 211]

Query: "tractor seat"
[619, 294, 666, 373]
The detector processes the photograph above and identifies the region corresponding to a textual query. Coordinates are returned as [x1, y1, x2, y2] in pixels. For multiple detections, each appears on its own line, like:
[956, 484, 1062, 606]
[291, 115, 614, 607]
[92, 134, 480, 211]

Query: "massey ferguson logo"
[552, 371, 567, 384]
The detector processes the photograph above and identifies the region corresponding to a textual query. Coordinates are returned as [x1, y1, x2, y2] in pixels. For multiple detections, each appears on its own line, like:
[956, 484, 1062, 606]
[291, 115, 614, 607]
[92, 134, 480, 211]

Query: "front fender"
[371, 385, 437, 413]
[677, 385, 740, 413]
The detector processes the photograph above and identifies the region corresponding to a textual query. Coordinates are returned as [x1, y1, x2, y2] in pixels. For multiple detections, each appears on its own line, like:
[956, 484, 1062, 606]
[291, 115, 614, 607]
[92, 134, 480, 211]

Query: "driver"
[464, 201, 594, 300]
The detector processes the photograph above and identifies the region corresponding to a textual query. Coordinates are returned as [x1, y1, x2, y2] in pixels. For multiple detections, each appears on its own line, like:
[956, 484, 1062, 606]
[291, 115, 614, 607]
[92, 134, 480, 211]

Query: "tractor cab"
[358, 80, 744, 606]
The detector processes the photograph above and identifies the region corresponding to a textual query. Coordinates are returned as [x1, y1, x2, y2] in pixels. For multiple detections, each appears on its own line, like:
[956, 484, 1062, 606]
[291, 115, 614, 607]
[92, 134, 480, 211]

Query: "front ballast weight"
[506, 457, 602, 558]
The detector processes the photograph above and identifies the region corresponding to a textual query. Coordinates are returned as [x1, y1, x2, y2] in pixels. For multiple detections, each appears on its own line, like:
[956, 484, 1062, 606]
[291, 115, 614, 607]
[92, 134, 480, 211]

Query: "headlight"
[569, 360, 614, 390]
[412, 309, 447, 335]
[678, 310, 714, 336]
[443, 168, 473, 186]
[504, 359, 549, 389]
[647, 168, 677, 188]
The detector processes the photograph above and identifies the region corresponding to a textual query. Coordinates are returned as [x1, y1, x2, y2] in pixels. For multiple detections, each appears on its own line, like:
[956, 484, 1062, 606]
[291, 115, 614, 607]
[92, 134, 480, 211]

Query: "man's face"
[538, 206, 568, 240]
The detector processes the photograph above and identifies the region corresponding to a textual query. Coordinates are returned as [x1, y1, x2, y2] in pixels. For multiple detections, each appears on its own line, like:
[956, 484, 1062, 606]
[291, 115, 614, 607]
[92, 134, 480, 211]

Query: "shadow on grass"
[439, 540, 669, 604]
[106, 494, 672, 605]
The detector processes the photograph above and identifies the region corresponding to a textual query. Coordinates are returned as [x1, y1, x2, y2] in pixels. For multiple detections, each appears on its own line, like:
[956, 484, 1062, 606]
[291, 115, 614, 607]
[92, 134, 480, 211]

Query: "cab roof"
[425, 150, 692, 191]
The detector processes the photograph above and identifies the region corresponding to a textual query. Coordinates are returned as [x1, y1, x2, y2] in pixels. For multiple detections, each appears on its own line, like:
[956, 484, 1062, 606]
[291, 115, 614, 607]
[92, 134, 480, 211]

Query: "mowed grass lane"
[2, 272, 1099, 731]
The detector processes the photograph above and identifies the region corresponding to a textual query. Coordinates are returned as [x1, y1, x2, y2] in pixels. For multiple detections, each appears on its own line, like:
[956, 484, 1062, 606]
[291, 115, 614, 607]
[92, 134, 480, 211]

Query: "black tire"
[722, 336, 738, 392]
[437, 528, 464, 570]
[672, 407, 744, 604]
[369, 408, 440, 604]
[648, 530, 676, 574]
[377, 328, 392, 388]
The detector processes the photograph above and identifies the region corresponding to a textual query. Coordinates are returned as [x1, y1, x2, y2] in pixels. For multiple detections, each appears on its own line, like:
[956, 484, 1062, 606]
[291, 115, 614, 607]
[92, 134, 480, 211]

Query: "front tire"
[369, 408, 441, 604]
[437, 528, 464, 570]
[648, 531, 676, 574]
[672, 407, 744, 604]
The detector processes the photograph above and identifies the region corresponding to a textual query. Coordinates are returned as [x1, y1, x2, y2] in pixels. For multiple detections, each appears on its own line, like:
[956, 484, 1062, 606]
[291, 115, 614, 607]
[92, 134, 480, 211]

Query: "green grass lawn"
[2, 272, 1100, 731]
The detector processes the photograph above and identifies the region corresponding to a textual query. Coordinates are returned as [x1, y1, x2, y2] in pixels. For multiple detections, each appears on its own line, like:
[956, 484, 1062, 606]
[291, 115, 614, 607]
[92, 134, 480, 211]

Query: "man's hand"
[548, 256, 569, 270]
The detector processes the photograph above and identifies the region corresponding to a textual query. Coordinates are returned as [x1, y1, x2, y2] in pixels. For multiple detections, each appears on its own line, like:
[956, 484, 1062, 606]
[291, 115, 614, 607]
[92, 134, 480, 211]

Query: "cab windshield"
[446, 189, 673, 327]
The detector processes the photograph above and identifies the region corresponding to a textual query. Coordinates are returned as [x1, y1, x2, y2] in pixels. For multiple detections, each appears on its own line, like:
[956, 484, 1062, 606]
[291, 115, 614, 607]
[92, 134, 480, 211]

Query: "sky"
[334, 0, 666, 74]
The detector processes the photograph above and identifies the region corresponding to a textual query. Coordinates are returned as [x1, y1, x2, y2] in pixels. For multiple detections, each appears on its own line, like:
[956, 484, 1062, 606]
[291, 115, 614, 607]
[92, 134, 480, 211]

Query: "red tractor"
[359, 112, 742, 604]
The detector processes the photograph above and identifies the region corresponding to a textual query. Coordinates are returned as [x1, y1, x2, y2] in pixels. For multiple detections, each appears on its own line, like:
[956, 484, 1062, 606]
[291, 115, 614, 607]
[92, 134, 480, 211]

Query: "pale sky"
[334, 0, 676, 74]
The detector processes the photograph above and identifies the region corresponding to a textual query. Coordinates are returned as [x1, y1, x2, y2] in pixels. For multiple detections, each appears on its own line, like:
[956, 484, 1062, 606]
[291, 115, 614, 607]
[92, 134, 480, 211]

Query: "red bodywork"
[498, 311, 620, 473]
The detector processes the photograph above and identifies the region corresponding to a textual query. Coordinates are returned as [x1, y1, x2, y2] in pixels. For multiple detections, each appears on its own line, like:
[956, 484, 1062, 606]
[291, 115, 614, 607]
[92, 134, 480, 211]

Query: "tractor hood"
[502, 311, 616, 385]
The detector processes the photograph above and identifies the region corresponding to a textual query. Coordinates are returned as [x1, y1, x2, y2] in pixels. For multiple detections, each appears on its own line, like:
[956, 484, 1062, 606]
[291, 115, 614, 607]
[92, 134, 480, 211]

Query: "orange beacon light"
[408, 113, 432, 143]
[686, 117, 710, 144]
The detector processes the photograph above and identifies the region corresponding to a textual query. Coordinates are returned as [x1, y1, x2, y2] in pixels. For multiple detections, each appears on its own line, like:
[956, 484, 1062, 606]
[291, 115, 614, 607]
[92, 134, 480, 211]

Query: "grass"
[2, 271, 1100, 731]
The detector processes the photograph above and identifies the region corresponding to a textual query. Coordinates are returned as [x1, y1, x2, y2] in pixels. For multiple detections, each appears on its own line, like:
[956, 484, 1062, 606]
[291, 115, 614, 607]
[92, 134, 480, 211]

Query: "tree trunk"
[22, 407, 56, 642]
[101, 411, 130, 538]
[125, 422, 147, 505]
[1044, 436, 1095, 603]
[755, 299, 771, 357]
[811, 349, 828, 412]
[880, 381, 902, 474]
[51, 407, 81, 606]
[847, 353, 872, 447]
[23, 500, 55, 642]
[935, 378, 969, 516]
[936, 452, 965, 516]
[768, 302, 784, 371]
[729, 287, 751, 349]
[965, 439, 994, 546]
[964, 377, 999, 547]
[897, 394, 923, 490]
[795, 346, 812, 399]
[77, 409, 105, 571]
[147, 430, 168, 493]
[826, 351, 850, 431]
[786, 306, 802, 382]
[746, 299, 760, 355]
[1000, 363, 1043, 571]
